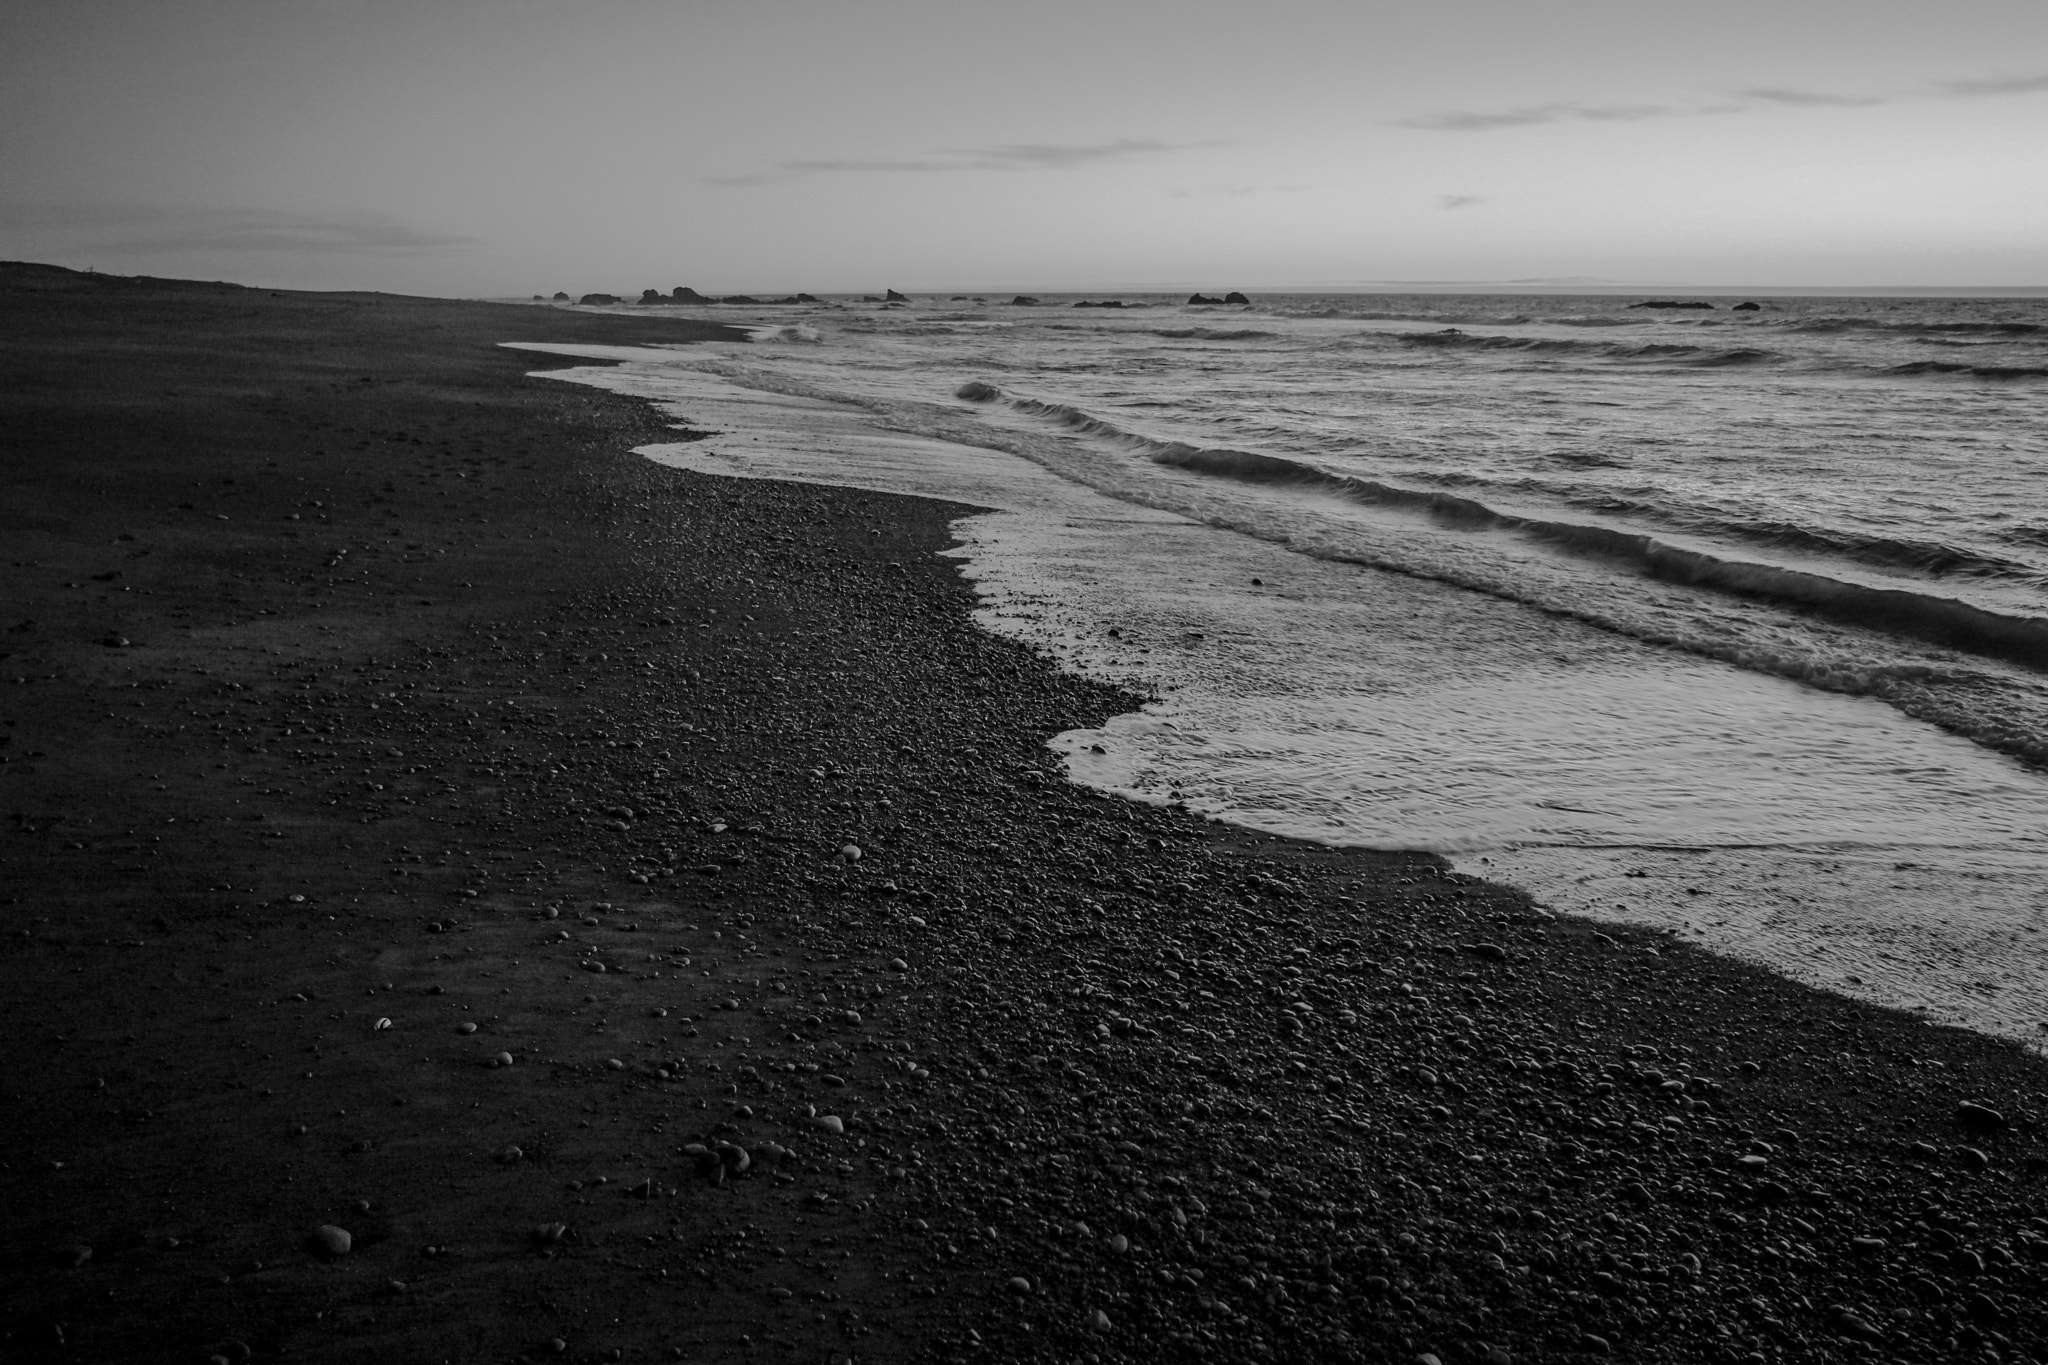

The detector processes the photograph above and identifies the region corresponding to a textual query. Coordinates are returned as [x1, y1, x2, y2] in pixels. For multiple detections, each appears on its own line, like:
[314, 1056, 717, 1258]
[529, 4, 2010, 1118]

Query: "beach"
[6, 263, 2048, 1364]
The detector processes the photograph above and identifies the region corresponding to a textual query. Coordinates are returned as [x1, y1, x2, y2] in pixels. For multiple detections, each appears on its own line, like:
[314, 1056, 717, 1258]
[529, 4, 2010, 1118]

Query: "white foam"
[508, 342, 2048, 1050]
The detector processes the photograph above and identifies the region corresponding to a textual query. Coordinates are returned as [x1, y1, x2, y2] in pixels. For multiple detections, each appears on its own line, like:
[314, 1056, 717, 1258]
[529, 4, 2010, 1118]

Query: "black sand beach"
[5, 262, 2048, 1365]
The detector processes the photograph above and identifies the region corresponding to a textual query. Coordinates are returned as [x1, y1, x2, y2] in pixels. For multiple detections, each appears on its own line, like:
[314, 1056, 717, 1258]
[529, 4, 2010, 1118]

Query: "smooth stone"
[456, 1022, 477, 1035]
[813, 1115, 845, 1135]
[308, 1225, 352, 1258]
[490, 1052, 515, 1068]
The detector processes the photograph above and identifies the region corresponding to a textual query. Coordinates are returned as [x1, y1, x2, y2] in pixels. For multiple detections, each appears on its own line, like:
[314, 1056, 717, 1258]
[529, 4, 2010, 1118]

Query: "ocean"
[508, 291, 2048, 1046]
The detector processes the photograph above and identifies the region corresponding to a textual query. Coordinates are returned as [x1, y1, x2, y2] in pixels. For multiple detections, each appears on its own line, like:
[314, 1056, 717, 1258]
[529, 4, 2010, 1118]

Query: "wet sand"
[5, 262, 2048, 1364]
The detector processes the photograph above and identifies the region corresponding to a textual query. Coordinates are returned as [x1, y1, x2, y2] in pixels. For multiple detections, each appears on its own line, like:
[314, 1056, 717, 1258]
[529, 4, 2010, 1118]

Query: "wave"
[1789, 319, 2046, 338]
[1386, 327, 2047, 379]
[1398, 474, 2048, 584]
[958, 381, 2048, 672]
[1882, 360, 2048, 381]
[745, 324, 821, 344]
[1396, 328, 1782, 368]
[1146, 327, 1278, 341]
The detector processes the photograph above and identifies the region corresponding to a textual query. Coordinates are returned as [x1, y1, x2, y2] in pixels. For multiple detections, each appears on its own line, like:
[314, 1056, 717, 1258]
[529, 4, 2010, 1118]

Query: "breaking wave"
[960, 382, 2048, 673]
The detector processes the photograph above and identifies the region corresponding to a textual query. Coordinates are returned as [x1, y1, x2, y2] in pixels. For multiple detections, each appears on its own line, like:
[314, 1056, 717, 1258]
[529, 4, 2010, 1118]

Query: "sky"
[3, 0, 2046, 295]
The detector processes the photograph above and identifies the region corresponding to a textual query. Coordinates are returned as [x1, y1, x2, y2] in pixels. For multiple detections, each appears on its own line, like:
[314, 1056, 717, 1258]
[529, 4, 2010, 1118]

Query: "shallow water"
[509, 311, 2048, 1047]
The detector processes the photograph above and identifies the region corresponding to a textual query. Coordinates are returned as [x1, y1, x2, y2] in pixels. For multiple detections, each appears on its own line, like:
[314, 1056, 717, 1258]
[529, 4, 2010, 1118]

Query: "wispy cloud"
[1398, 102, 1701, 132]
[1438, 194, 1484, 210]
[1401, 70, 2048, 132]
[0, 204, 475, 254]
[706, 137, 1217, 187]
[1166, 182, 1310, 200]
[1937, 72, 2048, 97]
[1739, 86, 1885, 107]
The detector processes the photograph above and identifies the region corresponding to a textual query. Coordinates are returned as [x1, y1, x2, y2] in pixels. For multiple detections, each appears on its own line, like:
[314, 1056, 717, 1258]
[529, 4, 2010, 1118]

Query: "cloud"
[707, 137, 1216, 186]
[1740, 86, 1886, 107]
[1166, 183, 1310, 199]
[1397, 102, 1694, 132]
[0, 204, 475, 254]
[1401, 70, 2048, 133]
[1937, 72, 2048, 97]
[1438, 194, 1484, 210]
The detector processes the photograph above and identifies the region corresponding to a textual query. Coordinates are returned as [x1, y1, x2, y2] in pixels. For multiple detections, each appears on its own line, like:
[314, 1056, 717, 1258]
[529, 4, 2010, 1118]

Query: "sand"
[5, 262, 2048, 1364]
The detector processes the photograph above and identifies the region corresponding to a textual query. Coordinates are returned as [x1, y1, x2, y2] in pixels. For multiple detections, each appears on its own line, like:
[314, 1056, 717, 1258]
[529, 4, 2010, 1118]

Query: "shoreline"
[6, 263, 2048, 1364]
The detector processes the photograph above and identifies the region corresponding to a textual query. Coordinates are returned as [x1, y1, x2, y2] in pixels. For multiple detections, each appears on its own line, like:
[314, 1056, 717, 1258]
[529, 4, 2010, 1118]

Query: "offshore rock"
[1224, 291, 1250, 304]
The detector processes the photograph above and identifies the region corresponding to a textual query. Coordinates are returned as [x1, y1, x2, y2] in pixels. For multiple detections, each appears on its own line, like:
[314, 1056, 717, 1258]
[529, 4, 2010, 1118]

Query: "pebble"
[308, 1225, 352, 1258]
[1089, 1309, 1112, 1332]
[532, 1223, 568, 1244]
[813, 1115, 845, 1135]
[456, 1022, 477, 1034]
[498, 1145, 524, 1163]
[1956, 1101, 2007, 1132]
[1109, 1234, 1129, 1254]
[490, 1052, 515, 1068]
[839, 844, 862, 862]
[606, 1058, 625, 1070]
[887, 958, 909, 972]
[1007, 1276, 1032, 1293]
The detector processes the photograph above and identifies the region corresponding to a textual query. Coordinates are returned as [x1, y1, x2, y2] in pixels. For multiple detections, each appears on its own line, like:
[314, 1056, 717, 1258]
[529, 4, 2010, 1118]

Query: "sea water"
[506, 291, 2048, 1045]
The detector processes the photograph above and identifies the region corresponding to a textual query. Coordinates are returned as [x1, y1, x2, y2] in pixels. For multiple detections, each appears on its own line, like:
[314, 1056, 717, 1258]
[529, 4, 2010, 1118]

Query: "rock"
[1956, 1101, 2006, 1132]
[1007, 1275, 1032, 1293]
[955, 381, 1001, 402]
[1009, 296, 1041, 306]
[490, 1051, 515, 1068]
[606, 1058, 625, 1070]
[1109, 1234, 1129, 1253]
[1831, 1307, 1883, 1341]
[498, 1145, 524, 1163]
[886, 957, 909, 971]
[1223, 292, 1250, 304]
[52, 1243, 91, 1268]
[532, 1222, 568, 1244]
[716, 1141, 751, 1174]
[456, 1022, 477, 1034]
[577, 294, 620, 306]
[100, 633, 129, 648]
[308, 1225, 352, 1258]
[1628, 300, 1714, 310]
[1187, 294, 1225, 306]
[885, 289, 910, 302]
[672, 287, 712, 303]
[551, 292, 570, 301]
[813, 1115, 845, 1135]
[639, 289, 664, 304]
[1732, 301, 1761, 311]
[838, 844, 862, 863]
[1089, 1308, 1112, 1331]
